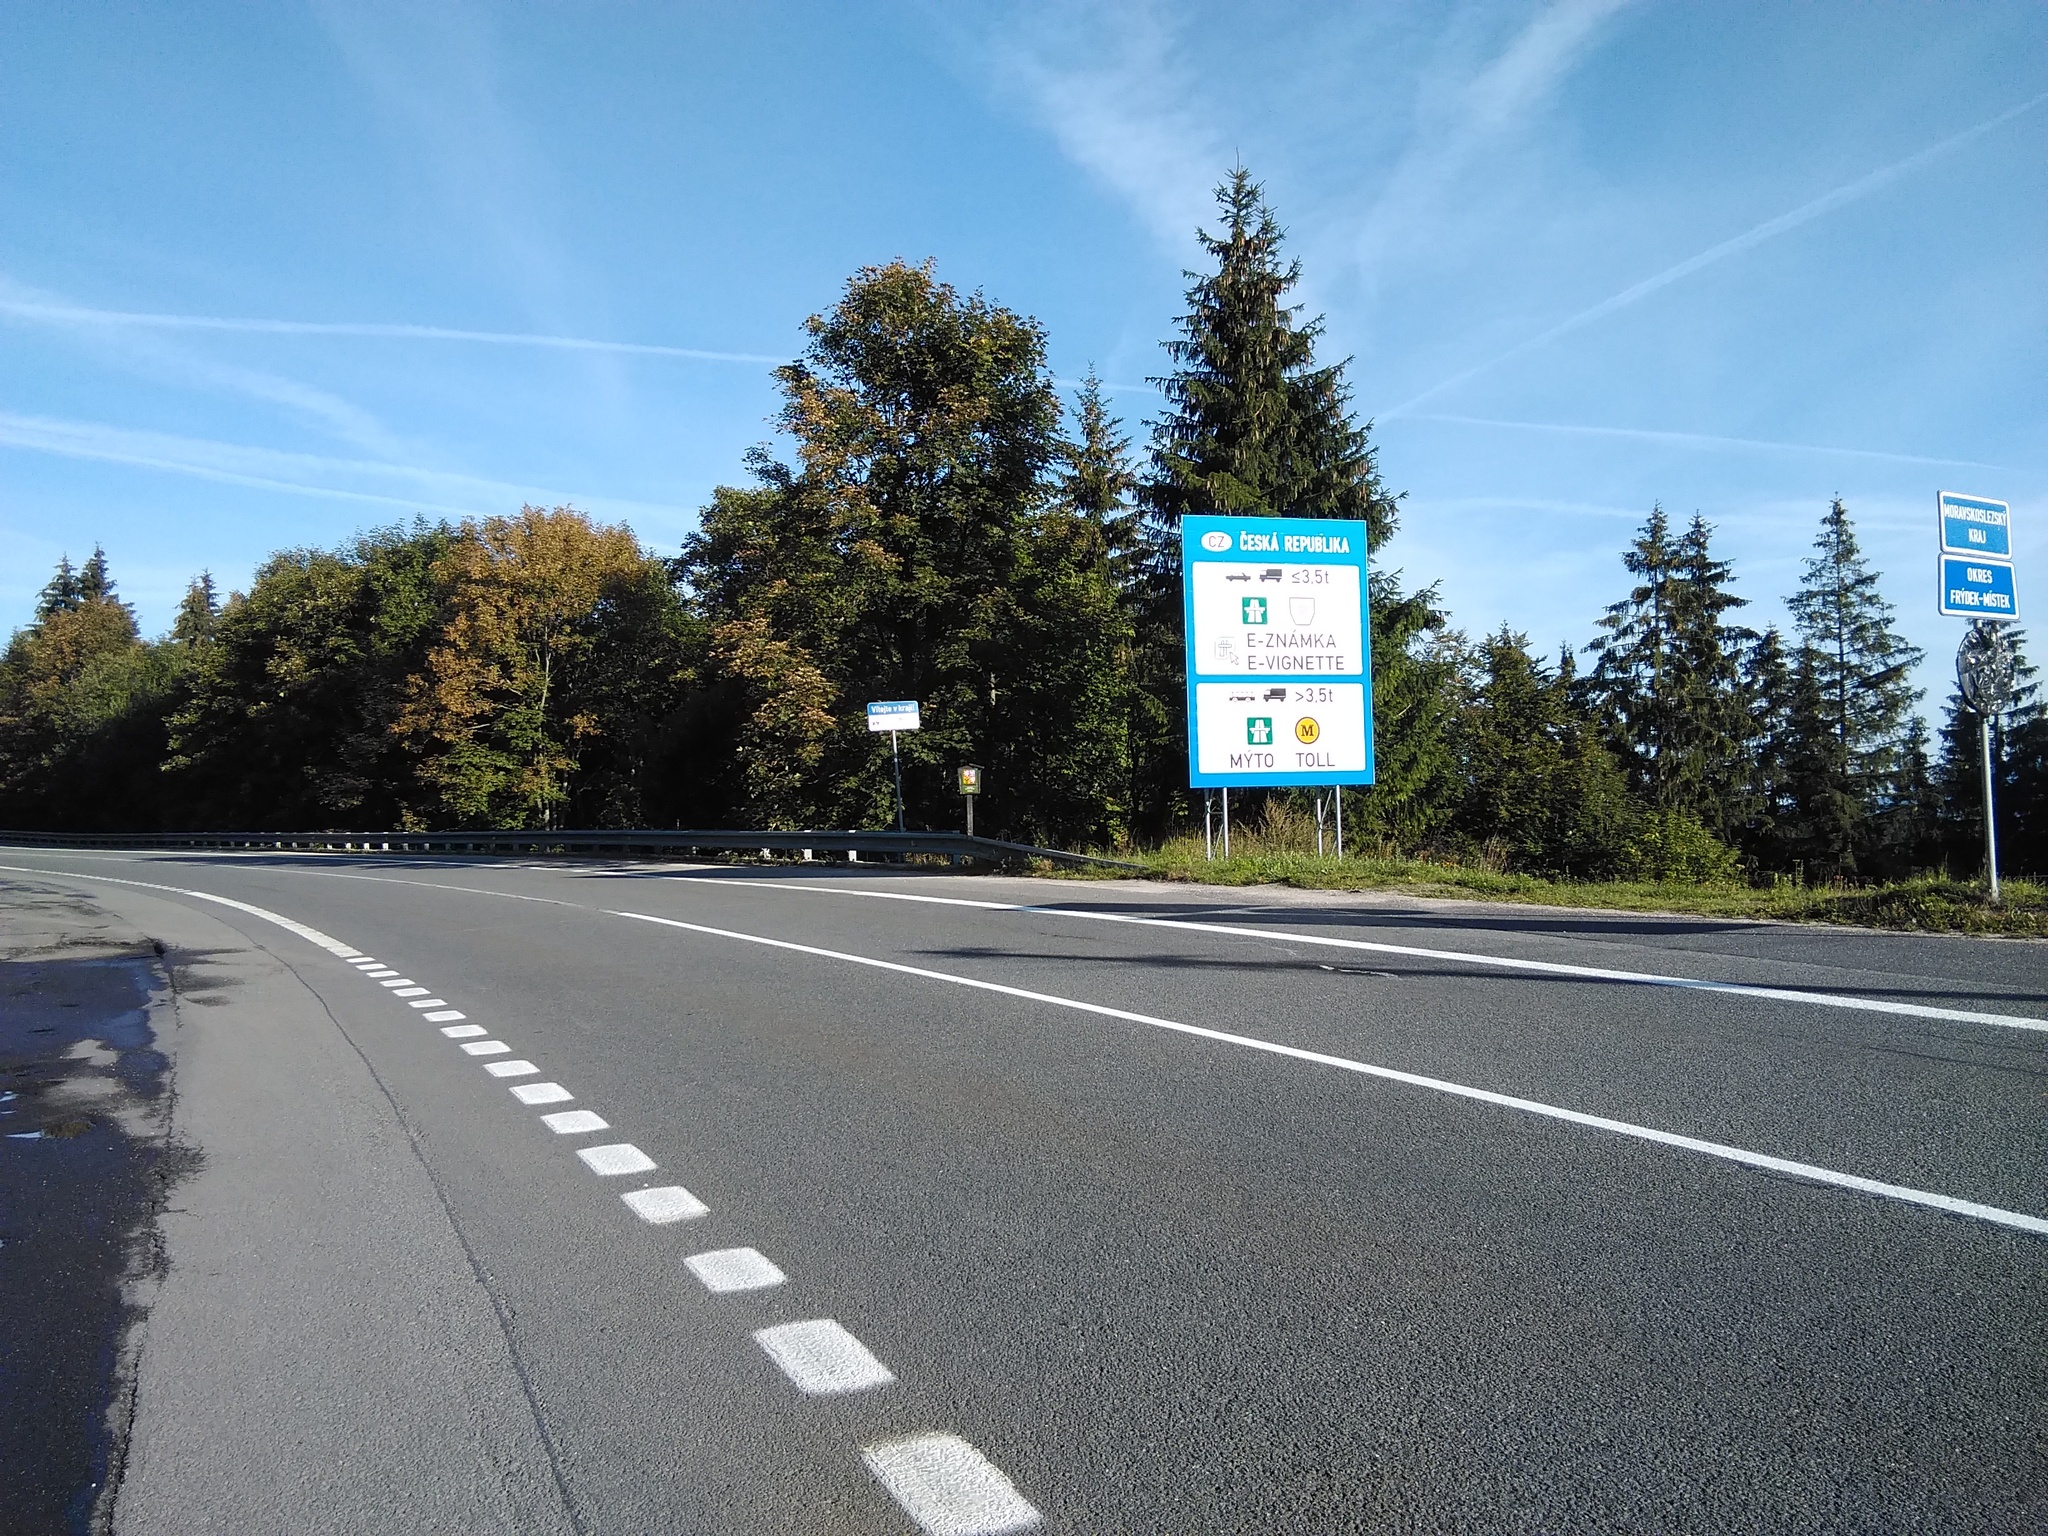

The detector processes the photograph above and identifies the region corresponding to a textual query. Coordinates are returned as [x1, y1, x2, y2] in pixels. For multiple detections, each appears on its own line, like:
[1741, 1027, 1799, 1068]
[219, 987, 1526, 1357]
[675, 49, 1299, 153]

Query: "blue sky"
[3, 1, 2042, 713]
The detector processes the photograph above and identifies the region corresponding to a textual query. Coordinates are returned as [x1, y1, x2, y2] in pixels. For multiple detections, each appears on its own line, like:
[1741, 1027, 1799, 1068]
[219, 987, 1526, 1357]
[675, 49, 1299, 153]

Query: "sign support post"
[1981, 718, 2001, 905]
[956, 766, 981, 838]
[1940, 495, 2020, 904]
[866, 700, 922, 835]
[1334, 784, 1344, 860]
[891, 732, 905, 831]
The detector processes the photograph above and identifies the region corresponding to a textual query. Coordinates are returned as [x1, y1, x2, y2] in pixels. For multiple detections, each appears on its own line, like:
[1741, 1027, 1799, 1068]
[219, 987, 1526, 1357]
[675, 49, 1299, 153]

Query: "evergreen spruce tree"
[79, 545, 116, 604]
[1784, 496, 1923, 874]
[1450, 628, 1631, 875]
[35, 555, 83, 618]
[1586, 507, 1681, 804]
[1668, 514, 1754, 835]
[1144, 168, 1397, 543]
[172, 573, 220, 648]
[1935, 629, 2046, 877]
[1872, 715, 1941, 877]
[1739, 627, 1797, 864]
[1131, 167, 1410, 840]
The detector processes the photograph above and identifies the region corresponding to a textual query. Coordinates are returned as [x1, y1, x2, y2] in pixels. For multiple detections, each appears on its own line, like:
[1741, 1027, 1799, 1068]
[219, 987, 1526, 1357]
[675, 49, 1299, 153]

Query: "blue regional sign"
[1181, 515, 1374, 788]
[1937, 491, 2019, 621]
[1939, 492, 2011, 559]
[1940, 556, 2018, 620]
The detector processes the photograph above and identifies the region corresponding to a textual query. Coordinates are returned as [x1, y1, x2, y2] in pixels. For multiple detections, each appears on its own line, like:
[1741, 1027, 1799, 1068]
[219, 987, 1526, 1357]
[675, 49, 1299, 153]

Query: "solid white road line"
[621, 1185, 707, 1223]
[486, 1059, 540, 1078]
[540, 1109, 608, 1135]
[442, 1024, 487, 1038]
[608, 907, 2048, 1238]
[0, 865, 369, 959]
[677, 877, 2048, 1035]
[510, 1082, 574, 1105]
[460, 1040, 511, 1056]
[424, 1009, 466, 1022]
[685, 1247, 785, 1292]
[579, 1143, 656, 1176]
[862, 1433, 1041, 1536]
[753, 1319, 895, 1395]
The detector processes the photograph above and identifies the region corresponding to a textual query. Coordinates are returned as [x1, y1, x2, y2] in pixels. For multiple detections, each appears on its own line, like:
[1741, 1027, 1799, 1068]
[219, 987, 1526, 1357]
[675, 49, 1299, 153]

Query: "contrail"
[1408, 412, 2011, 471]
[0, 300, 785, 365]
[1386, 90, 2048, 417]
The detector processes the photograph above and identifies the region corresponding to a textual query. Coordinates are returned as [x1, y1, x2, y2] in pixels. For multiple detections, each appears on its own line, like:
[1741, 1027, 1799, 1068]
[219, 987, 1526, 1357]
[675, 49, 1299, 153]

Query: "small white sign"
[866, 700, 921, 732]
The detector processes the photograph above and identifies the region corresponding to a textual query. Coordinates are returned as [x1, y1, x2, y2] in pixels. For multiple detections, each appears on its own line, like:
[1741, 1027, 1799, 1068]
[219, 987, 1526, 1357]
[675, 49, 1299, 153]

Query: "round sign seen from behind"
[1957, 620, 2017, 714]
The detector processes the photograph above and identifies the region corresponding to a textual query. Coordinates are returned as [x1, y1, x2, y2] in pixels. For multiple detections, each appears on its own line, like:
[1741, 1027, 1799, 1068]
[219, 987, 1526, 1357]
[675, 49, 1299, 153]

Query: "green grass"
[1040, 836, 2048, 937]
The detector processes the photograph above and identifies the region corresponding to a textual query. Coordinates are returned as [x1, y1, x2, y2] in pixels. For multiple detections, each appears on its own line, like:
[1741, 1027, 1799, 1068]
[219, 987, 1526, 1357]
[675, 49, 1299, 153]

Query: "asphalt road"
[1, 846, 2042, 1534]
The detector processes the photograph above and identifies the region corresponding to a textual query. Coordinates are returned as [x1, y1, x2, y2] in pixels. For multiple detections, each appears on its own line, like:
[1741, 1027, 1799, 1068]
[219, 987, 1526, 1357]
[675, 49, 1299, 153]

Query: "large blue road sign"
[1940, 556, 2019, 620]
[1181, 515, 1374, 788]
[1937, 491, 2018, 621]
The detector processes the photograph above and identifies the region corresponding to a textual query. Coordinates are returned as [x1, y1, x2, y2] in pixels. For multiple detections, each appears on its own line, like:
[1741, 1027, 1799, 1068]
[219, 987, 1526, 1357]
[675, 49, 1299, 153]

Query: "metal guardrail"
[0, 826, 1141, 871]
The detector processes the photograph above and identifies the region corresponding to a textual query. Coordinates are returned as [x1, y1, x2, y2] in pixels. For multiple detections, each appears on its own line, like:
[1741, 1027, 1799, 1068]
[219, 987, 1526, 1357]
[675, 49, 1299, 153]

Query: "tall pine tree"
[1784, 497, 1922, 874]
[1131, 167, 1410, 840]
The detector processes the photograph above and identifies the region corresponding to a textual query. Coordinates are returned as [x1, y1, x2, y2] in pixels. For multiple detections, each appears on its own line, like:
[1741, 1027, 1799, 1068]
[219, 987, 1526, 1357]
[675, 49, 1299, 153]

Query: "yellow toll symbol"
[1294, 716, 1321, 744]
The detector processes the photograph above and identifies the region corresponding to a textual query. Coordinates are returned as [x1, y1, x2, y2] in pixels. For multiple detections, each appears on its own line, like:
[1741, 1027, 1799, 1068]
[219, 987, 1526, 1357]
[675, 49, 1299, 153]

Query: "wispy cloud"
[0, 297, 783, 365]
[1387, 89, 2048, 415]
[1352, 0, 1634, 280]
[0, 274, 413, 455]
[974, 2, 1224, 250]
[1406, 413, 2012, 471]
[312, 0, 572, 326]
[0, 412, 696, 529]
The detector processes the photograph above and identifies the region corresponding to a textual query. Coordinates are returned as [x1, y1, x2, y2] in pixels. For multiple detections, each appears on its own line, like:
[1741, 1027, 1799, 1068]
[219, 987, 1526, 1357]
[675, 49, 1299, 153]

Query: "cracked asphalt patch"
[1, 883, 191, 1535]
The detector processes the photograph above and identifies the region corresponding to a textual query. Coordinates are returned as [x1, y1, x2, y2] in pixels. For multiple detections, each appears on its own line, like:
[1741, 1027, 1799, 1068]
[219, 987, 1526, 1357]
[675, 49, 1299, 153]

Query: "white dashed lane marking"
[863, 1434, 1041, 1536]
[442, 1024, 487, 1038]
[408, 998, 447, 1008]
[580, 1143, 656, 1176]
[622, 1185, 707, 1223]
[755, 1319, 895, 1396]
[0, 862, 1044, 1528]
[511, 1082, 573, 1105]
[686, 1247, 785, 1292]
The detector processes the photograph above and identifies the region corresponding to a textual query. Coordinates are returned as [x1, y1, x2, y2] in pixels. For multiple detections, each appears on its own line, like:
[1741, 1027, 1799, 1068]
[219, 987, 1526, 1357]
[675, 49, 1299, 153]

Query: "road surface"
[1, 845, 2042, 1534]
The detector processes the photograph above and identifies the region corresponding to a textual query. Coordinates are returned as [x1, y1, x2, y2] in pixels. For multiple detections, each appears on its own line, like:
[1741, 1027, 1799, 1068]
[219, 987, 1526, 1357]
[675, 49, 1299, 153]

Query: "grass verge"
[1040, 840, 2048, 937]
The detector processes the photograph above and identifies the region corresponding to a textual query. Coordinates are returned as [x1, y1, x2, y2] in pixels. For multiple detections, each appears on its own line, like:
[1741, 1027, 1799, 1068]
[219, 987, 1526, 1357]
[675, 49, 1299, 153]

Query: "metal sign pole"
[1204, 793, 1213, 861]
[1334, 784, 1344, 860]
[1221, 788, 1231, 859]
[1982, 715, 2001, 904]
[891, 730, 905, 832]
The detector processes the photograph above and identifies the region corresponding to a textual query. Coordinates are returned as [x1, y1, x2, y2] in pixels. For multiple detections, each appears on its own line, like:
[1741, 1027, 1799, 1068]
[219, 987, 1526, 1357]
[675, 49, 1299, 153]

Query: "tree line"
[2, 171, 2038, 882]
